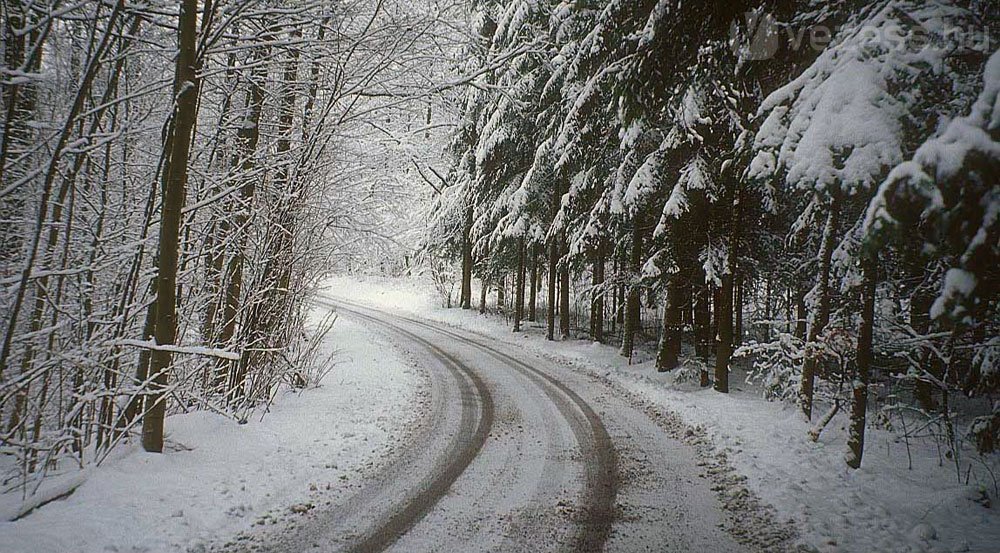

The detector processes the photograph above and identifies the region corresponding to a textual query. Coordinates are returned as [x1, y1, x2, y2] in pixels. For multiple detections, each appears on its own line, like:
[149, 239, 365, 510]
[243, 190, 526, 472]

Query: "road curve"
[341, 301, 619, 551]
[329, 299, 619, 552]
[333, 306, 497, 553]
[220, 298, 748, 553]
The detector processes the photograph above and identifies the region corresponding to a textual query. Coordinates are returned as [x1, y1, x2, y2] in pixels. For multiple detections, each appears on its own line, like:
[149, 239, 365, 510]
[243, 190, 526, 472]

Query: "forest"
[0, 0, 461, 489]
[426, 0, 999, 470]
[0, 0, 999, 551]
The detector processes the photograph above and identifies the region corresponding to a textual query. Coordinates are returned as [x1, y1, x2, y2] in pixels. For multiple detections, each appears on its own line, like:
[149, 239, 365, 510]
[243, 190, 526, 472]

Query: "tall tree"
[142, 0, 202, 453]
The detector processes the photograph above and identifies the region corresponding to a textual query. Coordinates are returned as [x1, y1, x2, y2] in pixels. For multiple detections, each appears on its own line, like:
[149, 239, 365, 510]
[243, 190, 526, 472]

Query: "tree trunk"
[559, 238, 570, 340]
[621, 221, 642, 358]
[514, 238, 526, 331]
[528, 243, 539, 322]
[496, 273, 506, 312]
[715, 180, 741, 394]
[217, 52, 265, 397]
[656, 274, 683, 372]
[846, 256, 876, 469]
[694, 280, 712, 387]
[910, 286, 936, 411]
[547, 238, 557, 341]
[799, 197, 840, 420]
[734, 276, 743, 346]
[795, 285, 807, 339]
[714, 273, 733, 393]
[479, 277, 488, 314]
[142, 0, 200, 453]
[591, 240, 605, 342]
[255, 28, 301, 359]
[460, 206, 473, 309]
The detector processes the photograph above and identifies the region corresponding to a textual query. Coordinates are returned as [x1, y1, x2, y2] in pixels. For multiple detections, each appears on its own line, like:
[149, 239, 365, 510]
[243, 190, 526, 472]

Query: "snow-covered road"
[227, 298, 750, 552]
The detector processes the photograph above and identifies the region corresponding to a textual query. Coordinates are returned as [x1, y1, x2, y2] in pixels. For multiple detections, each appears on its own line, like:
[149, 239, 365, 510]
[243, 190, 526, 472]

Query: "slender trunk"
[559, 238, 570, 340]
[715, 183, 741, 393]
[911, 285, 936, 411]
[0, 8, 32, 261]
[217, 49, 265, 397]
[257, 29, 301, 357]
[514, 238, 526, 331]
[714, 273, 733, 393]
[496, 274, 506, 312]
[528, 243, 539, 322]
[142, 0, 200, 453]
[591, 240, 605, 342]
[479, 277, 489, 314]
[734, 276, 743, 346]
[694, 280, 711, 387]
[846, 256, 876, 469]
[795, 285, 807, 339]
[546, 239, 557, 340]
[461, 206, 473, 309]
[620, 221, 642, 358]
[201, 48, 239, 346]
[799, 196, 840, 419]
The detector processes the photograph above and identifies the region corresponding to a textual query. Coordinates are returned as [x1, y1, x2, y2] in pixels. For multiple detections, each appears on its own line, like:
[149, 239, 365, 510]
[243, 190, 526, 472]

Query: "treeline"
[428, 0, 999, 468]
[0, 0, 454, 491]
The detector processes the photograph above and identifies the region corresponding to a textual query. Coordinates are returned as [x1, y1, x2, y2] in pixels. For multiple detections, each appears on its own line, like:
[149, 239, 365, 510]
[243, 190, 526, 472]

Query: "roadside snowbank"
[323, 273, 1000, 553]
[0, 312, 425, 553]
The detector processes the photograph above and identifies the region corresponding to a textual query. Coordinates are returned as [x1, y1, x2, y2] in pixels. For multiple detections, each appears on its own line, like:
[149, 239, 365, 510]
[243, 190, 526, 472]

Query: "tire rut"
[316, 300, 495, 553]
[329, 299, 618, 553]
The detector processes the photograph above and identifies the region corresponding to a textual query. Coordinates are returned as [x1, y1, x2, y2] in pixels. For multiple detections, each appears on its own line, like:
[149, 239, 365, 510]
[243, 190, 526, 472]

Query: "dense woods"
[1, 0, 998, 508]
[426, 0, 999, 469]
[0, 0, 459, 491]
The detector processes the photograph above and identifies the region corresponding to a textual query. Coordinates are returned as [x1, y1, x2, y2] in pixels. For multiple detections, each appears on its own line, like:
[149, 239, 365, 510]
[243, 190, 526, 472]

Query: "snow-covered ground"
[0, 313, 426, 553]
[323, 273, 1000, 553]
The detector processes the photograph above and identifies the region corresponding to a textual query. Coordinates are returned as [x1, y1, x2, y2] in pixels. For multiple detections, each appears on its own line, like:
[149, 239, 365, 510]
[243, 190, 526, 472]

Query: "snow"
[0, 313, 426, 553]
[930, 268, 978, 319]
[752, 1, 981, 196]
[323, 274, 1000, 553]
[116, 339, 242, 361]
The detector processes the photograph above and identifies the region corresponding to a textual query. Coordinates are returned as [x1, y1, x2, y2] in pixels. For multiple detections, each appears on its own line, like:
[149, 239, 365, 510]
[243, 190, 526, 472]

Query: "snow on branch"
[117, 339, 242, 361]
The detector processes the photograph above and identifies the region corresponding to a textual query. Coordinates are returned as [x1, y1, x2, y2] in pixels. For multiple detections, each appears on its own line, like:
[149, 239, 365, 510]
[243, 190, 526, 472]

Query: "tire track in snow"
[316, 300, 495, 553]
[328, 299, 618, 553]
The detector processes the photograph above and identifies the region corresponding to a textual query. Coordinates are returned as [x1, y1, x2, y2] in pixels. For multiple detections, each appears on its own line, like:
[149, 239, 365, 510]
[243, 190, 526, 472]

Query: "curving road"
[225, 299, 748, 553]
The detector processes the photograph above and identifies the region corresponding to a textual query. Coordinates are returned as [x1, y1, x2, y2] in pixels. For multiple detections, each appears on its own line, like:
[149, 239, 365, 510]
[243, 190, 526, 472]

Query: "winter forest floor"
[1, 274, 998, 553]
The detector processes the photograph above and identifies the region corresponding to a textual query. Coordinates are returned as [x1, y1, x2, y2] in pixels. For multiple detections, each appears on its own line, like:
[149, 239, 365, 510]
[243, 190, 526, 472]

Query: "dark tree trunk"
[714, 273, 733, 393]
[795, 285, 807, 339]
[514, 238, 526, 331]
[496, 274, 505, 312]
[620, 221, 642, 358]
[734, 276, 743, 346]
[528, 243, 539, 322]
[694, 280, 712, 387]
[656, 274, 684, 372]
[800, 197, 840, 419]
[460, 206, 473, 309]
[715, 182, 741, 394]
[591, 240, 605, 342]
[911, 286, 936, 411]
[559, 238, 570, 340]
[547, 239, 557, 341]
[847, 257, 877, 469]
[142, 0, 200, 453]
[479, 277, 488, 314]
